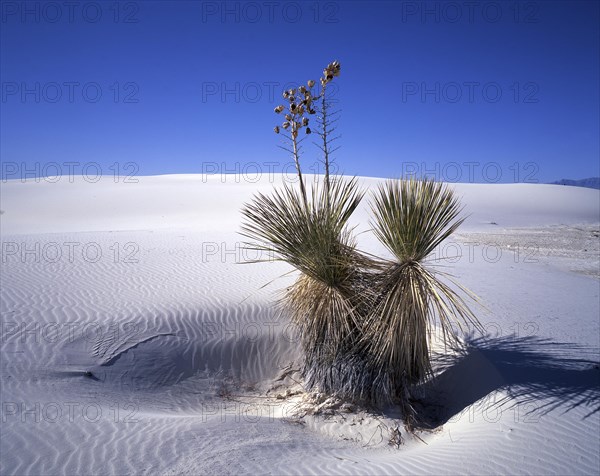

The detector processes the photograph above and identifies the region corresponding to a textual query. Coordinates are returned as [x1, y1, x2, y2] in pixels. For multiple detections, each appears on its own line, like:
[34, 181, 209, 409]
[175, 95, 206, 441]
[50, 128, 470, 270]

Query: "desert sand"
[1, 174, 598, 475]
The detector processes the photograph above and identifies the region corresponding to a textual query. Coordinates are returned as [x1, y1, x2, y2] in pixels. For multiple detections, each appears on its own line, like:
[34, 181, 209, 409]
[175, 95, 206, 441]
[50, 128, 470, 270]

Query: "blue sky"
[1, 0, 599, 183]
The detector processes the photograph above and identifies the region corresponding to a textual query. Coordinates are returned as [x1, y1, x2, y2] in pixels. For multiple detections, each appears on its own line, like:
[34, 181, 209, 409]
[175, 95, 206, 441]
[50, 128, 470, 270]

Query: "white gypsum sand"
[1, 174, 598, 475]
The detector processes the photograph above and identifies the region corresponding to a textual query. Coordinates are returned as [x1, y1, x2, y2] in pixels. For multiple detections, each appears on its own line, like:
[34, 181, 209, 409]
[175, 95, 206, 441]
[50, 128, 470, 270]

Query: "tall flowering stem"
[291, 120, 306, 204]
[317, 61, 341, 208]
[320, 83, 330, 203]
[274, 83, 318, 207]
[273, 62, 341, 208]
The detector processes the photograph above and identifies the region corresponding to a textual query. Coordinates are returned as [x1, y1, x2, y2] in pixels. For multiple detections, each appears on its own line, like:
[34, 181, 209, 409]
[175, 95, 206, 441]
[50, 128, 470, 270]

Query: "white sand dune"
[1, 174, 599, 475]
[2, 174, 598, 235]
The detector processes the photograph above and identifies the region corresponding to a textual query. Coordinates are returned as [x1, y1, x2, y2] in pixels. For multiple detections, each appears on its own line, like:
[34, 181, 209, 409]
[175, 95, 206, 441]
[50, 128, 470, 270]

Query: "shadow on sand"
[414, 334, 600, 428]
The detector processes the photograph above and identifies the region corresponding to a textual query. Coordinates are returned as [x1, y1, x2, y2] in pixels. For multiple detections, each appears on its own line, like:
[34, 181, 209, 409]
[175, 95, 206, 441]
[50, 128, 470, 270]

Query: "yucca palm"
[362, 178, 481, 407]
[241, 177, 374, 388]
[241, 61, 481, 424]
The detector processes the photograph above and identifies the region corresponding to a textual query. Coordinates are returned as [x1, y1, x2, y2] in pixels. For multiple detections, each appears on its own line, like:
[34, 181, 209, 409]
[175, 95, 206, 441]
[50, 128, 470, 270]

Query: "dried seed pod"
[290, 103, 297, 111]
[282, 122, 290, 129]
[292, 130, 298, 139]
[274, 105, 284, 113]
[307, 79, 315, 88]
[299, 85, 306, 94]
[285, 114, 292, 121]
[274, 126, 280, 134]
[297, 105, 304, 114]
[331, 61, 341, 77]
[305, 127, 311, 134]
[302, 117, 309, 126]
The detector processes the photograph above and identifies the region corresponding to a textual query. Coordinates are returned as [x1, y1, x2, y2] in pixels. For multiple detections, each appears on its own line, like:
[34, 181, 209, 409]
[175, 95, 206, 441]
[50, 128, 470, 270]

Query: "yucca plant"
[241, 61, 374, 394]
[241, 61, 480, 424]
[241, 177, 371, 386]
[361, 178, 481, 409]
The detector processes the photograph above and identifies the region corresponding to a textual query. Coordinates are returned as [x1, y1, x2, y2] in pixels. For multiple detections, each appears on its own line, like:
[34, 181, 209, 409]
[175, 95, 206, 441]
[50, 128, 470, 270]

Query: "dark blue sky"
[1, 0, 599, 183]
